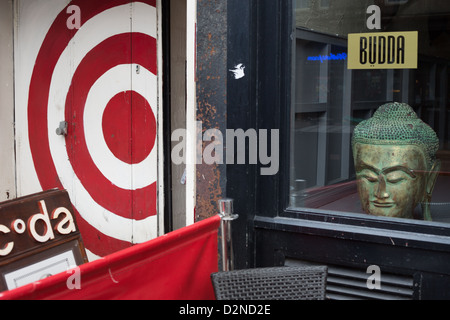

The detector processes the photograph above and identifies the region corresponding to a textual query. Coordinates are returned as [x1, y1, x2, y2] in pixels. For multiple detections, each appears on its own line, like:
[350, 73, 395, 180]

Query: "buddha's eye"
[357, 171, 377, 183]
[363, 175, 377, 183]
[387, 177, 405, 184]
[386, 172, 408, 184]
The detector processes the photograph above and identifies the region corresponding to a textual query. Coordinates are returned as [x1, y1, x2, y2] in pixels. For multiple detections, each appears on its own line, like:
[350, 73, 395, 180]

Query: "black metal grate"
[285, 259, 417, 300]
[326, 265, 415, 300]
[211, 266, 327, 300]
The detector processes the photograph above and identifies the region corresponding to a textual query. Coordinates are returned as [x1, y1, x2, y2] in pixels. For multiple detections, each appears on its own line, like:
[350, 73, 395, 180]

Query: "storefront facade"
[224, 0, 450, 299]
[2, 0, 450, 299]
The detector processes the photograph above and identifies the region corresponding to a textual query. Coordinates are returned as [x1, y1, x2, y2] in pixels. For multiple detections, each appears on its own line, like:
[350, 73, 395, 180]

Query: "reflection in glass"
[290, 0, 450, 224]
[352, 102, 440, 220]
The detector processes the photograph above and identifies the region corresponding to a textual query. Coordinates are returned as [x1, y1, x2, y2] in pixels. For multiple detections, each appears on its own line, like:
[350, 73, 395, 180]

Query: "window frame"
[225, 0, 450, 298]
[226, 0, 450, 264]
[280, 1, 450, 238]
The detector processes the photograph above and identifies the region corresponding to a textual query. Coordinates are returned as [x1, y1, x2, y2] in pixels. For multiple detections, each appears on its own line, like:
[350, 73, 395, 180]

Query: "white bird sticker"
[229, 63, 246, 79]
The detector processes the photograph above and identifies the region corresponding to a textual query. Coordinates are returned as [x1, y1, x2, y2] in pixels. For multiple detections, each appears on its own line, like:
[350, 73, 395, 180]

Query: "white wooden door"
[14, 0, 161, 259]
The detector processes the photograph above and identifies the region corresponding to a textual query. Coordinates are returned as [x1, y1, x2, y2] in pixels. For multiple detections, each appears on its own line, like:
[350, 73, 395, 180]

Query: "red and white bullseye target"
[27, 0, 159, 258]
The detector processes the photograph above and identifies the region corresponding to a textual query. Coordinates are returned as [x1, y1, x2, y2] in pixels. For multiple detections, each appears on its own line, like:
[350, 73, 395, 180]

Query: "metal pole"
[218, 198, 238, 271]
[289, 179, 307, 208]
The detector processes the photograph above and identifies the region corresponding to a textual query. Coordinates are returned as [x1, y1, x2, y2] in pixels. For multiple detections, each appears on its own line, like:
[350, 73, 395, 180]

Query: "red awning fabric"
[0, 215, 221, 300]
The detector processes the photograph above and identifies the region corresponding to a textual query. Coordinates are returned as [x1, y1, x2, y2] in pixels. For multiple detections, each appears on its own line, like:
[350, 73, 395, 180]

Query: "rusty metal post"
[218, 198, 238, 271]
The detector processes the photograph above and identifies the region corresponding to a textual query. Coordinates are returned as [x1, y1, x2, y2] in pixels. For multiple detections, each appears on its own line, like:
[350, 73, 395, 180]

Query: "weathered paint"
[196, 0, 228, 221]
[186, 0, 198, 225]
[14, 0, 160, 259]
[0, 0, 16, 202]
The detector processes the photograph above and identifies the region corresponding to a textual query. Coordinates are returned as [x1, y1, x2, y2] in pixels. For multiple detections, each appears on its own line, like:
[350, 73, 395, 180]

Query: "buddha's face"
[354, 143, 428, 219]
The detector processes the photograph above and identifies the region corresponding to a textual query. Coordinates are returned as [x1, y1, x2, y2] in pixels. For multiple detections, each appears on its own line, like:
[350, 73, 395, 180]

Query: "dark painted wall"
[196, 0, 228, 221]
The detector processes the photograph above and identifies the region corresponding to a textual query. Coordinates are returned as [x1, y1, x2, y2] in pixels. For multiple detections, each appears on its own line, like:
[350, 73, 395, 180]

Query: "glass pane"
[290, 0, 450, 224]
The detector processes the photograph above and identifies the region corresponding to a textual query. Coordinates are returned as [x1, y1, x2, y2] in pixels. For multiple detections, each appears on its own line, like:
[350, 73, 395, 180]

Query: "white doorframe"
[0, 0, 16, 202]
[185, 0, 197, 226]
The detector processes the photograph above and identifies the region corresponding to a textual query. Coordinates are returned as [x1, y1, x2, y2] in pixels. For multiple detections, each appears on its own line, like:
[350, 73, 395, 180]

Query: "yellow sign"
[348, 31, 418, 69]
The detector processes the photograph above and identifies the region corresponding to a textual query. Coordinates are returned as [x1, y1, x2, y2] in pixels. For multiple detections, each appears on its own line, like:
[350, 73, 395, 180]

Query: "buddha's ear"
[422, 160, 440, 221]
[426, 159, 441, 196]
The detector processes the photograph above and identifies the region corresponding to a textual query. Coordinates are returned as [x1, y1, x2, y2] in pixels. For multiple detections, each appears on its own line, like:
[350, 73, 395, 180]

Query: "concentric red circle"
[64, 32, 157, 220]
[102, 90, 156, 165]
[27, 0, 158, 257]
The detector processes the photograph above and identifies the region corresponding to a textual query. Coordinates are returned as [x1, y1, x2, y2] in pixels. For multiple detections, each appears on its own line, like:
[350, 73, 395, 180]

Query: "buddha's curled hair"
[352, 102, 439, 169]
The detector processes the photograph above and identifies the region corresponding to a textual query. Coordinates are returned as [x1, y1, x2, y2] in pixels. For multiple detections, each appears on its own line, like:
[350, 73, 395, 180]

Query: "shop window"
[320, 0, 330, 8]
[289, 1, 450, 224]
[296, 0, 311, 10]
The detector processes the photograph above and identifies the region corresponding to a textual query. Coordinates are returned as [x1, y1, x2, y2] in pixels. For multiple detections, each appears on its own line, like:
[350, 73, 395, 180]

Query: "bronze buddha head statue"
[352, 102, 440, 220]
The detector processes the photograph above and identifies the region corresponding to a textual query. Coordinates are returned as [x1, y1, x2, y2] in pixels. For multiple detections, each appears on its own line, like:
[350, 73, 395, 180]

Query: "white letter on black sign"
[52, 207, 76, 235]
[28, 201, 55, 243]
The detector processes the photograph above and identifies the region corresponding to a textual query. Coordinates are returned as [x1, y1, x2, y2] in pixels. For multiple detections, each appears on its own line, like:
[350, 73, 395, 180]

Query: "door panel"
[15, 0, 160, 259]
